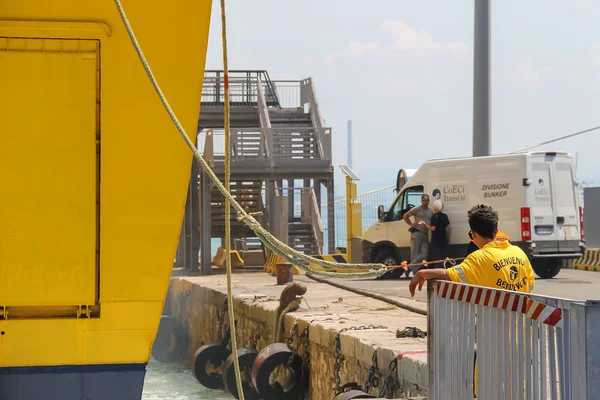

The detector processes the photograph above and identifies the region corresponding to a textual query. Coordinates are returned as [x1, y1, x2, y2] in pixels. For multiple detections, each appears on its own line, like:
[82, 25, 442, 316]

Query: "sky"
[203, 0, 600, 193]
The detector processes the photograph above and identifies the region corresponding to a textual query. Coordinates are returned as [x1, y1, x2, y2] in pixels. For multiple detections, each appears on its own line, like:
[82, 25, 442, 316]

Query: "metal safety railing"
[202, 70, 280, 107]
[319, 185, 396, 250]
[271, 80, 302, 108]
[202, 127, 331, 163]
[427, 280, 600, 400]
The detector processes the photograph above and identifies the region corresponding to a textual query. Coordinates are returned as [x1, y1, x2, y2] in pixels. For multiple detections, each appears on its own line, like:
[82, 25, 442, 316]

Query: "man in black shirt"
[423, 200, 451, 268]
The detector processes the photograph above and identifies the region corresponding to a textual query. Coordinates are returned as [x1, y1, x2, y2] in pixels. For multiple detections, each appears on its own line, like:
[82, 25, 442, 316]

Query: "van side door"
[385, 185, 425, 250]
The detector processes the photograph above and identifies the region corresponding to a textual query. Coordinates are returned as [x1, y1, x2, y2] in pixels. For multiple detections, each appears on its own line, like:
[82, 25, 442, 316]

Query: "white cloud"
[327, 41, 378, 62]
[326, 20, 469, 64]
[382, 20, 470, 53]
[497, 46, 600, 91]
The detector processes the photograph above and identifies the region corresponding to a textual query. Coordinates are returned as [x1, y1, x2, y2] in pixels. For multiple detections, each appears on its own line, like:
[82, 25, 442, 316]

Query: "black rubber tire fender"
[192, 343, 231, 389]
[151, 315, 188, 363]
[251, 343, 305, 400]
[223, 348, 262, 400]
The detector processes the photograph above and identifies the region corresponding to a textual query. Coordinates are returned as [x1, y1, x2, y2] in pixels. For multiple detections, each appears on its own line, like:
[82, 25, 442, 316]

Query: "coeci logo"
[432, 189, 441, 199]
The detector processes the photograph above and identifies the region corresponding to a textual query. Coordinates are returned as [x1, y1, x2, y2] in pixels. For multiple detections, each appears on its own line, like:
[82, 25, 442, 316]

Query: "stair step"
[288, 223, 313, 230]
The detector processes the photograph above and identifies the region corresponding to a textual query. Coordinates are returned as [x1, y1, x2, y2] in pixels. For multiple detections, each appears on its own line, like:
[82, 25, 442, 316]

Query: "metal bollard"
[275, 263, 293, 285]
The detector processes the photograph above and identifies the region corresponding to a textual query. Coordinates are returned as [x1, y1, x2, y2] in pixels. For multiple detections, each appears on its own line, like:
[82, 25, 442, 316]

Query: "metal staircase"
[181, 70, 335, 273]
[210, 180, 264, 238]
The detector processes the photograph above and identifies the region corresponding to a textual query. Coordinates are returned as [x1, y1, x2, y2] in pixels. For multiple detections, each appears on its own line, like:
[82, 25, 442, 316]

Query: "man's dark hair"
[467, 204, 498, 239]
[422, 194, 430, 200]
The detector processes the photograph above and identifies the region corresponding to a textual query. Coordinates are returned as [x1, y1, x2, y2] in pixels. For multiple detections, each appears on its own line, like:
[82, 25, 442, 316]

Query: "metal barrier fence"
[202, 127, 331, 162]
[272, 80, 302, 108]
[201, 70, 280, 107]
[320, 186, 396, 252]
[427, 280, 600, 400]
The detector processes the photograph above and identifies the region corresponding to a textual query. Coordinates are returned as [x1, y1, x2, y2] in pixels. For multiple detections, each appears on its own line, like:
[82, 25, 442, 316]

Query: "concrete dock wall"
[164, 273, 428, 399]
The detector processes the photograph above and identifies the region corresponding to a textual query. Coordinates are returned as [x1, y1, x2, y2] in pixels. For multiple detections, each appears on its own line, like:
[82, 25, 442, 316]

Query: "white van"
[362, 152, 585, 279]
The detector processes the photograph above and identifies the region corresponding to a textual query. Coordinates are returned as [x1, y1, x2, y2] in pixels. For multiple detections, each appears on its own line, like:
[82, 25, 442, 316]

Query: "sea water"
[142, 360, 232, 400]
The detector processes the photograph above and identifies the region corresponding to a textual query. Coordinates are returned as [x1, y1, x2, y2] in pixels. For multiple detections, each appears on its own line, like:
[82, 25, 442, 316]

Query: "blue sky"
[203, 0, 600, 193]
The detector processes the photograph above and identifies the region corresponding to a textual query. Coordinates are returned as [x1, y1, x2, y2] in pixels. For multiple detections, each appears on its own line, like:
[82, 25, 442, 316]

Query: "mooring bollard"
[275, 263, 293, 285]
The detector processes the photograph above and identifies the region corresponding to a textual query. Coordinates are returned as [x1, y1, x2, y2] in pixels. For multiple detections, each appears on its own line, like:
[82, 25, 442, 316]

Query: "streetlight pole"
[473, 0, 491, 157]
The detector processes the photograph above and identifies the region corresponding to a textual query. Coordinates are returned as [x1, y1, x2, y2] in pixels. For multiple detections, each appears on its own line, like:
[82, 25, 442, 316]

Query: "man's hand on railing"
[409, 269, 452, 297]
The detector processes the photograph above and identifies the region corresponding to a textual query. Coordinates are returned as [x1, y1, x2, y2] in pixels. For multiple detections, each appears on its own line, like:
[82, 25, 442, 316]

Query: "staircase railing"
[270, 127, 324, 160]
[205, 127, 330, 162]
[202, 70, 280, 107]
[301, 188, 324, 254]
[271, 80, 303, 108]
[301, 78, 330, 161]
[256, 76, 272, 160]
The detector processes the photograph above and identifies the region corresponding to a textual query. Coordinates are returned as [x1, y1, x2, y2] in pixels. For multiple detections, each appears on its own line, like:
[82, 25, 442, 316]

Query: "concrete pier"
[164, 270, 428, 399]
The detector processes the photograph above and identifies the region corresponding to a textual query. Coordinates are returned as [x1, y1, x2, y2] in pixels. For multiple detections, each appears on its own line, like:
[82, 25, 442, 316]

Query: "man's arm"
[427, 223, 436, 231]
[446, 224, 452, 242]
[410, 252, 483, 296]
[403, 209, 415, 227]
[409, 268, 451, 297]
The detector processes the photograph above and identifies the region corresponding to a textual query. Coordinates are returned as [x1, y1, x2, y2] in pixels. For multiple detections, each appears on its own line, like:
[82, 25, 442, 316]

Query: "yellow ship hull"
[0, 1, 212, 398]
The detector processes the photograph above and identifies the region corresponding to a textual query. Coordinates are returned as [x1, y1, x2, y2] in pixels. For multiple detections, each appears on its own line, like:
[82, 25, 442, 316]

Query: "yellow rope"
[219, 0, 245, 398]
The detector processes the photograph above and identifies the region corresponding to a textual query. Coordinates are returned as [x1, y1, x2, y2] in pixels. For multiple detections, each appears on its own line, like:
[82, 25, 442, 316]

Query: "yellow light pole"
[340, 165, 362, 263]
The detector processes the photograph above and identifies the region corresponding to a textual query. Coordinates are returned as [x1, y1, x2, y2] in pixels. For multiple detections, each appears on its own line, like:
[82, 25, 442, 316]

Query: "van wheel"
[374, 249, 398, 266]
[532, 259, 563, 279]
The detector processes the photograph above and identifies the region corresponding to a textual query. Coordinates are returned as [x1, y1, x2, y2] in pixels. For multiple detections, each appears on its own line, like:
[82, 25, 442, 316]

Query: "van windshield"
[390, 185, 424, 221]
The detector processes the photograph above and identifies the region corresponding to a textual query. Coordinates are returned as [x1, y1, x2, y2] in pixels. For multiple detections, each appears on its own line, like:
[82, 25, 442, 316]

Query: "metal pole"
[427, 281, 436, 398]
[347, 120, 353, 169]
[473, 0, 491, 157]
[267, 180, 276, 250]
[327, 178, 335, 254]
[345, 175, 352, 260]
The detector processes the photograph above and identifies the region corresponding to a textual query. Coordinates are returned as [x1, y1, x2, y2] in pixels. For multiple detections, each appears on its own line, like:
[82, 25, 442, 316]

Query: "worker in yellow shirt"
[409, 204, 535, 295]
[409, 204, 535, 398]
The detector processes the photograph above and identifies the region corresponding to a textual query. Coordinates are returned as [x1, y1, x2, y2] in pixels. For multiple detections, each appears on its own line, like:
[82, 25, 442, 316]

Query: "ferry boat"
[0, 1, 212, 399]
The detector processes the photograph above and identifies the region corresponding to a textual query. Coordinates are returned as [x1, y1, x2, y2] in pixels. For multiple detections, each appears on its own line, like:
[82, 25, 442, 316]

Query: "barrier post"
[427, 281, 436, 399]
[571, 300, 600, 399]
[340, 165, 360, 263]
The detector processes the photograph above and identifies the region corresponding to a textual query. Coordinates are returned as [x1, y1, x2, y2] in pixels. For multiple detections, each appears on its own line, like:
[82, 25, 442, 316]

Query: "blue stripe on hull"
[0, 363, 147, 400]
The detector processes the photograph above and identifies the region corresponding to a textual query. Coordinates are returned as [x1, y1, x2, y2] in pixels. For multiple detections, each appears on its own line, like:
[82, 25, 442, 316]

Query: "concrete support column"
[199, 168, 212, 275]
[185, 158, 200, 275]
[302, 179, 311, 223]
[314, 179, 322, 211]
[288, 179, 295, 222]
[174, 217, 186, 268]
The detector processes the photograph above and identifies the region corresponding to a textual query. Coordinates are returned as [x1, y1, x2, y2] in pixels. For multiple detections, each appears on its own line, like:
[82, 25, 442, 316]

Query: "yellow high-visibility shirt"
[447, 241, 535, 293]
